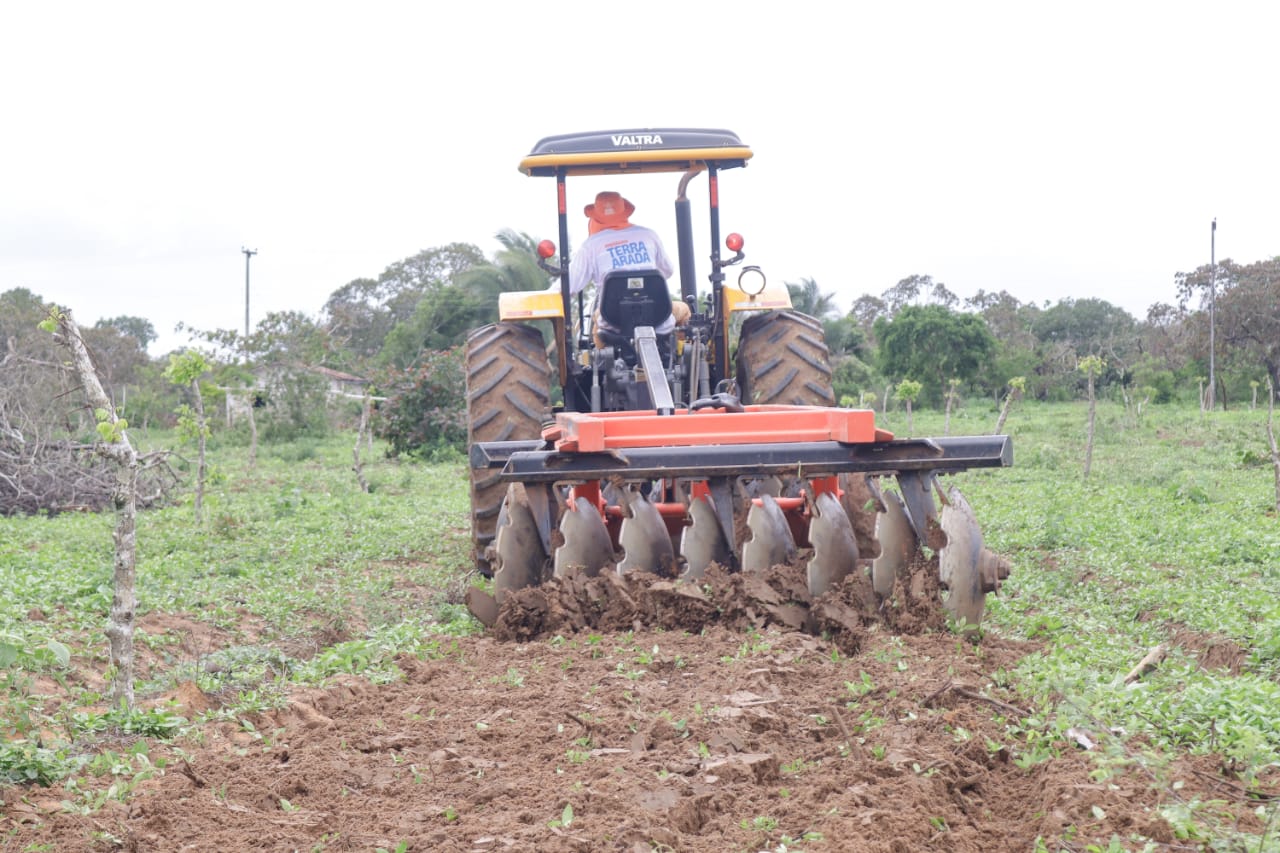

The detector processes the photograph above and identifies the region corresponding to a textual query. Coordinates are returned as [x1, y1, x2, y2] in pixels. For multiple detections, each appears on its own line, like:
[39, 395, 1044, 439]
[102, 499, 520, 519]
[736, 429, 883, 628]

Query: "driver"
[569, 192, 691, 338]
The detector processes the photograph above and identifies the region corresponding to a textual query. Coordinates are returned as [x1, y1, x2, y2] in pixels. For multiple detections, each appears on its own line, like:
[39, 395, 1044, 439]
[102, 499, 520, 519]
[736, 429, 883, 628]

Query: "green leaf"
[0, 642, 19, 668]
[561, 803, 573, 827]
[47, 639, 71, 667]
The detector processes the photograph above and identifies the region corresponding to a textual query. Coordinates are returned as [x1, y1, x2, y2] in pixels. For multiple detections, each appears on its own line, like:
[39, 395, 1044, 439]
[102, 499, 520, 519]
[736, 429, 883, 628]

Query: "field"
[2, 401, 1279, 852]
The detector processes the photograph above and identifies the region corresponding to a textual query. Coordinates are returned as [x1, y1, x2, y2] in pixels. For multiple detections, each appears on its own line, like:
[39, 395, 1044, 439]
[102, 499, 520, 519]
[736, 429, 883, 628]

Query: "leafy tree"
[381, 282, 496, 368]
[873, 305, 995, 405]
[1179, 256, 1280, 398]
[847, 294, 888, 346]
[1078, 355, 1105, 477]
[786, 277, 839, 319]
[1031, 297, 1137, 360]
[822, 314, 866, 358]
[831, 353, 876, 406]
[321, 277, 387, 362]
[374, 348, 466, 458]
[882, 274, 927, 314]
[967, 290, 1042, 394]
[322, 243, 488, 363]
[0, 288, 56, 362]
[165, 351, 211, 523]
[879, 274, 958, 315]
[1134, 302, 1197, 403]
[81, 324, 151, 396]
[95, 316, 157, 351]
[1029, 298, 1137, 399]
[895, 379, 922, 435]
[249, 310, 331, 368]
[380, 232, 548, 368]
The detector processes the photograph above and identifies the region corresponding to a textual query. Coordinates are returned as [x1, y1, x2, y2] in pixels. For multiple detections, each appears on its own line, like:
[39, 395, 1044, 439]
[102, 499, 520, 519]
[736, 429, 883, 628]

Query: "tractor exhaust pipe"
[675, 170, 700, 310]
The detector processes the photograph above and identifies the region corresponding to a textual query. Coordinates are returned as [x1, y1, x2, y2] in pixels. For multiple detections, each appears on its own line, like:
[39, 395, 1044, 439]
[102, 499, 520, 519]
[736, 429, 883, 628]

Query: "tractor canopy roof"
[519, 128, 752, 177]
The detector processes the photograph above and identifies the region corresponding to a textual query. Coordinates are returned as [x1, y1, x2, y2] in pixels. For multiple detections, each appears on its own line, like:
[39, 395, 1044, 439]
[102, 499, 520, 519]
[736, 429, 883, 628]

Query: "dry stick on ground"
[1123, 644, 1168, 684]
[50, 308, 140, 710]
[921, 680, 1030, 718]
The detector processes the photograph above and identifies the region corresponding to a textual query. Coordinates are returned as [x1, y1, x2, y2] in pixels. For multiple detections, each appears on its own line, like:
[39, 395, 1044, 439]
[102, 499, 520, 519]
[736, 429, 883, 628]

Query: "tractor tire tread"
[465, 323, 551, 576]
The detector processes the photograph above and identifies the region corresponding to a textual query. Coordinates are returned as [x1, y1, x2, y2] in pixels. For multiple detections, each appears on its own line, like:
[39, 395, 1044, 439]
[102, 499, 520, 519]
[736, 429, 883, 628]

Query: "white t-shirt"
[569, 224, 677, 334]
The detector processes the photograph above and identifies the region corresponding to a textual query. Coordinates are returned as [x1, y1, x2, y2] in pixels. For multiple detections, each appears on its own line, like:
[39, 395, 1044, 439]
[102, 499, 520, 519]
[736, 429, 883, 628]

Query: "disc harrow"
[467, 405, 1012, 633]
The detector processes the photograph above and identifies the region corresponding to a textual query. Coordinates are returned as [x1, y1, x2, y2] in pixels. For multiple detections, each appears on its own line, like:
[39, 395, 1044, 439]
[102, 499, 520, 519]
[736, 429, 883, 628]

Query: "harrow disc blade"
[555, 496, 615, 578]
[680, 494, 730, 579]
[742, 493, 796, 573]
[871, 490, 917, 598]
[618, 488, 677, 575]
[938, 487, 986, 631]
[807, 491, 858, 597]
[493, 484, 549, 602]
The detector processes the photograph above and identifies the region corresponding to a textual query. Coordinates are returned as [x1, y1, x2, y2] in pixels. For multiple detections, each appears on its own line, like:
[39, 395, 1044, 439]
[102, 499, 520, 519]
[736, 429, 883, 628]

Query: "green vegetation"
[929, 402, 1280, 765]
[1, 399, 1279, 851]
[0, 431, 477, 782]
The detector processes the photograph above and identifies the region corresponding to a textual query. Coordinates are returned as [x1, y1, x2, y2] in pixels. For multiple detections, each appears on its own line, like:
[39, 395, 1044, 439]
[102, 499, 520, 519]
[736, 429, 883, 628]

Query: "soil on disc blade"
[5, 568, 1273, 851]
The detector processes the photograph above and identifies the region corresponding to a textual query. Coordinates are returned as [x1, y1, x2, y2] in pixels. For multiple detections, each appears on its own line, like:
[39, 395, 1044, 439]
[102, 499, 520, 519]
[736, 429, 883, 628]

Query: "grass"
[932, 401, 1280, 764]
[0, 430, 478, 772]
[2, 400, 1279, 845]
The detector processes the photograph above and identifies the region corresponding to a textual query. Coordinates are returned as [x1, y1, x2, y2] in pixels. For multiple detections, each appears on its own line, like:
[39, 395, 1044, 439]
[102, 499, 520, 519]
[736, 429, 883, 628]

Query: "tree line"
[3, 235, 1277, 495]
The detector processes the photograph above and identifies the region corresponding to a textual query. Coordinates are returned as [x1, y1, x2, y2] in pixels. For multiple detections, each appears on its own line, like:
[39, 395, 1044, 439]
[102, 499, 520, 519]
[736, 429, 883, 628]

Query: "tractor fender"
[498, 290, 567, 322]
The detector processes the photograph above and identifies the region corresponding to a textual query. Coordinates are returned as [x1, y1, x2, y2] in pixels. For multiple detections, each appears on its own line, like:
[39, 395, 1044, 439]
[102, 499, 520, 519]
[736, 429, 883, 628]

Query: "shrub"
[375, 348, 466, 458]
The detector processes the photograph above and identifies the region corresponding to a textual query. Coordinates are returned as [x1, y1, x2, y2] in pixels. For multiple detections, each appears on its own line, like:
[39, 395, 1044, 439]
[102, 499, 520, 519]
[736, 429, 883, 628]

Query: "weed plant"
[0, 431, 476, 773]
[3, 401, 1280, 833]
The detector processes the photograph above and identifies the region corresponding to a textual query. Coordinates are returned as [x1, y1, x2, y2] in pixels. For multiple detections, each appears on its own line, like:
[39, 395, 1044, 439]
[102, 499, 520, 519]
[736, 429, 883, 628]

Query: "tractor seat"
[594, 269, 673, 364]
[597, 270, 672, 339]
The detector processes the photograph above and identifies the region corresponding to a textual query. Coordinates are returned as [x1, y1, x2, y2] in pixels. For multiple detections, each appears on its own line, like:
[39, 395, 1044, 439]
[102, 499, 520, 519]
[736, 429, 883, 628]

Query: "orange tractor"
[465, 129, 1010, 629]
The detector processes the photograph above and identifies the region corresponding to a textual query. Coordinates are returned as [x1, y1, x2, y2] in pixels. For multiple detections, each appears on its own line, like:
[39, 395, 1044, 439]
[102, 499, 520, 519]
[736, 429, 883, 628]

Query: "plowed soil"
[3, 563, 1271, 852]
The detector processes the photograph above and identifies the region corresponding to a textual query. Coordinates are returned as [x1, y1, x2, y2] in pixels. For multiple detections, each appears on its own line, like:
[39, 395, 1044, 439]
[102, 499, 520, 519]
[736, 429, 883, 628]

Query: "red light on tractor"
[726, 233, 745, 252]
[537, 239, 557, 259]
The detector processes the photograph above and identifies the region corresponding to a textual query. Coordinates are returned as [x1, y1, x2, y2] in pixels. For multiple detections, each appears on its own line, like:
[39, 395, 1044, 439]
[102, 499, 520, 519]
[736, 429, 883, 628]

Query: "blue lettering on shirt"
[606, 241, 652, 269]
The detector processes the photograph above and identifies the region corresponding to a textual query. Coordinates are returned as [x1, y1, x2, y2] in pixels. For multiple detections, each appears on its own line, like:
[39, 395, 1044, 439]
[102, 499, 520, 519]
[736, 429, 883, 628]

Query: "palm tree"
[786, 277, 838, 319]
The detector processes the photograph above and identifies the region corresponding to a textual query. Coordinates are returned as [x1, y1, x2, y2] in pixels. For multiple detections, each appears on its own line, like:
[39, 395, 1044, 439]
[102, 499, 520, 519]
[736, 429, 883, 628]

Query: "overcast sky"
[2, 1, 1274, 355]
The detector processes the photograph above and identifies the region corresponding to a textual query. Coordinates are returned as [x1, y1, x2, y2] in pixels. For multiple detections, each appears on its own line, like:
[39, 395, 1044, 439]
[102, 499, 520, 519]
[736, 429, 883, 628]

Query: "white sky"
[2, 1, 1275, 355]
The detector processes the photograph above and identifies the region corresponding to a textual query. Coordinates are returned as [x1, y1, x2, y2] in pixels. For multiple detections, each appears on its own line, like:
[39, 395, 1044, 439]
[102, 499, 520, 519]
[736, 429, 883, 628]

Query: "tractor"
[464, 128, 1011, 630]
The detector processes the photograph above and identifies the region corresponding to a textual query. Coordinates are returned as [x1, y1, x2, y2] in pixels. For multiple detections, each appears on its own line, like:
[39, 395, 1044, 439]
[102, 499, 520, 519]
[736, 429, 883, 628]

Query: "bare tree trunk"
[53, 310, 139, 711]
[994, 388, 1020, 435]
[904, 400, 914, 437]
[1267, 378, 1279, 516]
[353, 392, 371, 493]
[943, 384, 957, 435]
[192, 379, 207, 524]
[1084, 374, 1097, 478]
[247, 402, 258, 469]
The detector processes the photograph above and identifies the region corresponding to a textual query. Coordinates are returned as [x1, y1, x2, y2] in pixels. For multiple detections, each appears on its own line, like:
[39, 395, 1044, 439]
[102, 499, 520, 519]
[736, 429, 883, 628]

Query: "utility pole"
[1208, 220, 1216, 411]
[241, 247, 258, 361]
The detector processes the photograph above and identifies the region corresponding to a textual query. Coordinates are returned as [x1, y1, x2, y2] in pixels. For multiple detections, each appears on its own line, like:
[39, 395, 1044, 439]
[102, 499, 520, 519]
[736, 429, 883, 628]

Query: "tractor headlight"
[738, 265, 766, 297]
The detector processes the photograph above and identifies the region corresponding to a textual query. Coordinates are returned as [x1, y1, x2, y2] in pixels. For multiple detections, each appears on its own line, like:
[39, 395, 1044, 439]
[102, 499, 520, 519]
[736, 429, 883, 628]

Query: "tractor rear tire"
[735, 310, 835, 407]
[465, 322, 551, 577]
